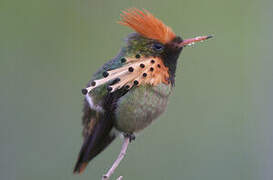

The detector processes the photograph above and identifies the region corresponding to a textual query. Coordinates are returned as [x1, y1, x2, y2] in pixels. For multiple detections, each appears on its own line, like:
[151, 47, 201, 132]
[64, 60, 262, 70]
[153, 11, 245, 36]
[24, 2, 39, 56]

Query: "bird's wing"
[73, 99, 115, 174]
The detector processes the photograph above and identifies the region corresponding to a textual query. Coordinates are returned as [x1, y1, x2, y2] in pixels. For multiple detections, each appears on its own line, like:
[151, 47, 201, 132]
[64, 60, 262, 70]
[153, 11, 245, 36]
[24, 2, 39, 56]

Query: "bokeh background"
[1, 0, 273, 180]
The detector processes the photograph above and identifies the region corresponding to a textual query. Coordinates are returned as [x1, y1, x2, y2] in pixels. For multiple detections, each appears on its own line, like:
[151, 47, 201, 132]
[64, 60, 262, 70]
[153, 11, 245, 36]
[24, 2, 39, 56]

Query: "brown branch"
[102, 137, 130, 180]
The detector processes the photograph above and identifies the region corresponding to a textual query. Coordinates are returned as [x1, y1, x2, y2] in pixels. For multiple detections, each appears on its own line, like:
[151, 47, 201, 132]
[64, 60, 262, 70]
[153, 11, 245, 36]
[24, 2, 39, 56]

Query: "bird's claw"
[124, 133, 135, 142]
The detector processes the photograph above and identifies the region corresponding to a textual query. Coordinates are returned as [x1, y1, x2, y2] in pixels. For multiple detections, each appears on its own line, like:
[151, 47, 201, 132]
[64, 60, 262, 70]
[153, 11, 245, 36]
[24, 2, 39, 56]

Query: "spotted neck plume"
[82, 9, 175, 95]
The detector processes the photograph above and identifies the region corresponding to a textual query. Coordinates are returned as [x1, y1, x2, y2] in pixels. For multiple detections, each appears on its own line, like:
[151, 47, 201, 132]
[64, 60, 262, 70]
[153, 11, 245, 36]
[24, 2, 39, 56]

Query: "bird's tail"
[73, 134, 115, 174]
[73, 112, 116, 174]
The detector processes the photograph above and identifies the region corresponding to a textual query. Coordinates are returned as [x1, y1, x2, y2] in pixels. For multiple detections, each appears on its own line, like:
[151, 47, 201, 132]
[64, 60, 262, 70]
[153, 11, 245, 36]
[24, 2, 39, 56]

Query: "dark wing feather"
[73, 100, 115, 174]
[81, 100, 98, 139]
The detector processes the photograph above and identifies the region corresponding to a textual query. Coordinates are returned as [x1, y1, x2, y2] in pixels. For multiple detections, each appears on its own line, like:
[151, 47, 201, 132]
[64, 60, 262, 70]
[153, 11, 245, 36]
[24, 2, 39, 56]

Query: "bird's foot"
[123, 133, 135, 142]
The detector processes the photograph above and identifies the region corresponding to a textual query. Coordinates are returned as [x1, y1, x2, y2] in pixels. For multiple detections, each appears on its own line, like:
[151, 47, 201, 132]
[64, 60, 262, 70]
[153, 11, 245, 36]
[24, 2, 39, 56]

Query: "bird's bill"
[178, 35, 213, 47]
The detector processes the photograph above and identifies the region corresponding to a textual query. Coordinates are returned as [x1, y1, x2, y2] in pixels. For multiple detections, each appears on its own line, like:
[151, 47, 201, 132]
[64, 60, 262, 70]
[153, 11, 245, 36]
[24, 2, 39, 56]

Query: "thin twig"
[102, 137, 130, 180]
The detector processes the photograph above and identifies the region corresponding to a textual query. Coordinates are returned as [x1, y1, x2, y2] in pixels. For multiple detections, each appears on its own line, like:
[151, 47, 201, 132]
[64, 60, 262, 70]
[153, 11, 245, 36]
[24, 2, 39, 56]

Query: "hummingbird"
[74, 8, 212, 174]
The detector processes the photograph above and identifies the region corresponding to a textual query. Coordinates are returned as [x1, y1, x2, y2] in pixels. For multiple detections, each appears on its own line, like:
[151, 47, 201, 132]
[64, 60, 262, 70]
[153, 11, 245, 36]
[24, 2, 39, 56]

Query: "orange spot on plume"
[119, 8, 176, 44]
[78, 163, 87, 174]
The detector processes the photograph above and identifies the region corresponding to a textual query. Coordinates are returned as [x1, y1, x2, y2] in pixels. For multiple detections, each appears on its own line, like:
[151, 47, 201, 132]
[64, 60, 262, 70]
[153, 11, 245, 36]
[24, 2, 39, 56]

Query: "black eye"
[153, 43, 164, 51]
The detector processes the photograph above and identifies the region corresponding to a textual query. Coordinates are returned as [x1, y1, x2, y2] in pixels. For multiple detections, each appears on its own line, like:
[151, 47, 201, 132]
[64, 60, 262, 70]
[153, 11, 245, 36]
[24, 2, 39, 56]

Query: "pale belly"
[114, 84, 172, 133]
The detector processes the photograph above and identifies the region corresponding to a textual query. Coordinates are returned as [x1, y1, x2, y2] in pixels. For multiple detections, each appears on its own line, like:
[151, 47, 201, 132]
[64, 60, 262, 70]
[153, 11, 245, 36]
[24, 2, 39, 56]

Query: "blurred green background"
[1, 0, 273, 180]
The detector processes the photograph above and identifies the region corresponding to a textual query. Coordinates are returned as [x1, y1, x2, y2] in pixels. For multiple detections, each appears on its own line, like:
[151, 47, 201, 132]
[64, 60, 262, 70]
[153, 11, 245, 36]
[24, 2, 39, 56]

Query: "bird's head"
[120, 8, 212, 83]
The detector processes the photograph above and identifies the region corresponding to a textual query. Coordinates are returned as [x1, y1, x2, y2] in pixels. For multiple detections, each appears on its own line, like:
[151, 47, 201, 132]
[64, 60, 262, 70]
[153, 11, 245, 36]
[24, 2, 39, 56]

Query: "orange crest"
[119, 8, 176, 44]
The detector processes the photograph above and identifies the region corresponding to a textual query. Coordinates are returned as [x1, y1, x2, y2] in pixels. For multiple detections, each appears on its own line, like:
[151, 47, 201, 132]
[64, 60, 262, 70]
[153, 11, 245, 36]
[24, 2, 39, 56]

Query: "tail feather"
[73, 112, 115, 174]
[73, 132, 115, 174]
